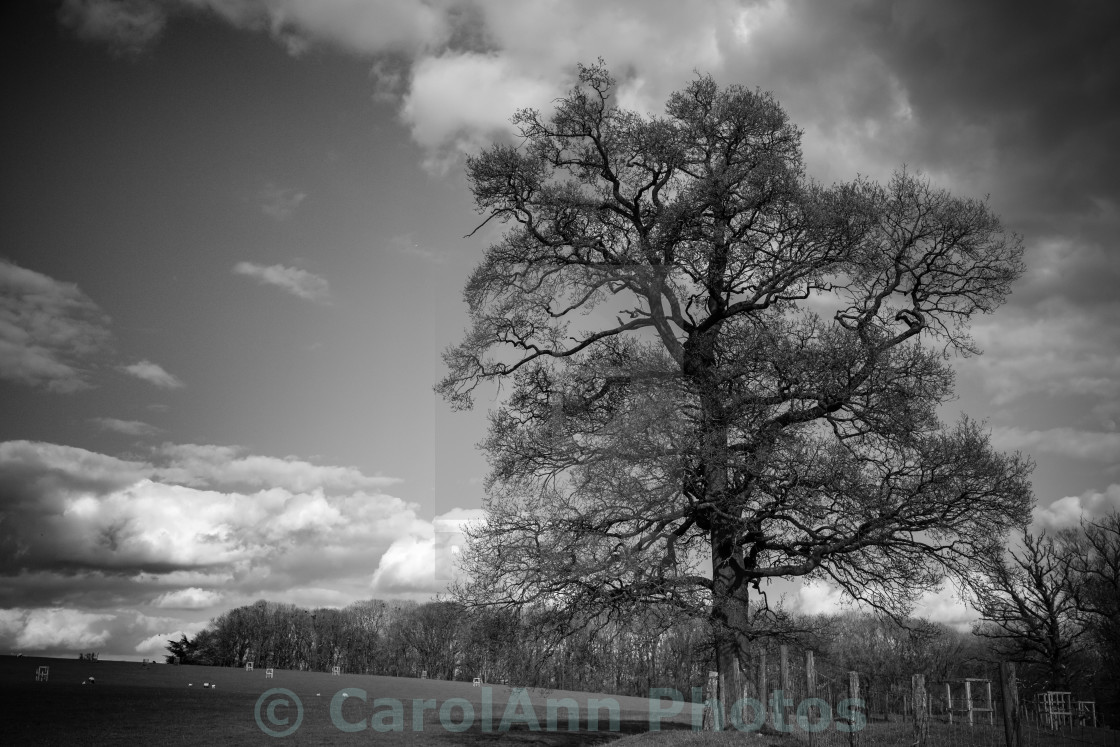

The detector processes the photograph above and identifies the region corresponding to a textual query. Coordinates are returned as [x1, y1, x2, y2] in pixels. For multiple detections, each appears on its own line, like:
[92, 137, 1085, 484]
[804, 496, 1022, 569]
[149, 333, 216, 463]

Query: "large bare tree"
[438, 62, 1033, 709]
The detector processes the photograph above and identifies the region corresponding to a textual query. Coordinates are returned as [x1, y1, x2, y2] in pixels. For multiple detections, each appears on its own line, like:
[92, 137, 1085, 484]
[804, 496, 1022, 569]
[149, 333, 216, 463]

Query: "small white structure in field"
[945, 679, 993, 726]
[245, 662, 254, 671]
[35, 666, 49, 682]
[1035, 691, 1073, 729]
[265, 668, 274, 679]
[332, 666, 341, 676]
[472, 677, 482, 687]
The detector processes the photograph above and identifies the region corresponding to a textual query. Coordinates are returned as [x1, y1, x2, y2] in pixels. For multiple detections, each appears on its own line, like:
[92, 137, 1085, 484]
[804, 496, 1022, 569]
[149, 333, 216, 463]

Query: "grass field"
[1, 655, 719, 745]
[12, 656, 1113, 745]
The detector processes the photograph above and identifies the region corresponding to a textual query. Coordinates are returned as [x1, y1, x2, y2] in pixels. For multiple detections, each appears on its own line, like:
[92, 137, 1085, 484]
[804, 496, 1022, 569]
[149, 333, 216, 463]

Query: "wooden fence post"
[1000, 661, 1022, 747]
[805, 650, 817, 745]
[848, 671, 862, 747]
[912, 674, 929, 747]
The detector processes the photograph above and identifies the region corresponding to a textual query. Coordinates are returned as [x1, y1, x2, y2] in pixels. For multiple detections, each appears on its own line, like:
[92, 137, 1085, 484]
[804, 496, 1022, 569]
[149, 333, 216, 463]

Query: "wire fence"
[702, 645, 1118, 746]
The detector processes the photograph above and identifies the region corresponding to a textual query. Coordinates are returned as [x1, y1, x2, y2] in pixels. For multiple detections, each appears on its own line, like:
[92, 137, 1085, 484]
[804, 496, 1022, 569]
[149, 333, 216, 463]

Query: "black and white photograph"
[1, 1, 1118, 743]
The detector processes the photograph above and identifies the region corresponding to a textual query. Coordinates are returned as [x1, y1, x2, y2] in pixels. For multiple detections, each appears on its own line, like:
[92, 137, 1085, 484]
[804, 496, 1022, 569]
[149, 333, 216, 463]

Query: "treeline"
[167, 599, 985, 700]
[166, 599, 713, 695]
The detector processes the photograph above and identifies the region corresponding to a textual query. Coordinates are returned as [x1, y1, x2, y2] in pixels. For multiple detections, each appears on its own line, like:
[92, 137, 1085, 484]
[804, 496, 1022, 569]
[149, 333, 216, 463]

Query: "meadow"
[5, 656, 1117, 745]
[1, 655, 725, 746]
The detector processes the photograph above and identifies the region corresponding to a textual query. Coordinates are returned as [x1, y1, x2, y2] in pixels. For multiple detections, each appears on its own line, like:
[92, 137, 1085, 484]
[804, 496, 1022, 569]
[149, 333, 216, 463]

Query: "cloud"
[0, 605, 209, 658]
[152, 442, 400, 493]
[151, 587, 224, 610]
[370, 534, 444, 597]
[960, 300, 1120, 409]
[51, 0, 1120, 227]
[57, 0, 167, 56]
[913, 584, 979, 632]
[433, 508, 486, 581]
[121, 359, 184, 389]
[91, 418, 161, 437]
[257, 183, 307, 220]
[400, 52, 558, 172]
[4, 608, 115, 650]
[1034, 485, 1120, 531]
[0, 440, 415, 577]
[233, 262, 331, 302]
[796, 578, 980, 631]
[0, 259, 113, 393]
[59, 0, 451, 57]
[134, 625, 206, 656]
[0, 440, 150, 498]
[195, 0, 451, 57]
[993, 426, 1120, 464]
[796, 580, 845, 616]
[0, 439, 471, 656]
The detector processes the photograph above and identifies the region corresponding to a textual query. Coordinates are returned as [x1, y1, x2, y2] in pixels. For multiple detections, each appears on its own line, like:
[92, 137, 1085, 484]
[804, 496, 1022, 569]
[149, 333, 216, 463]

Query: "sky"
[1, 0, 1118, 660]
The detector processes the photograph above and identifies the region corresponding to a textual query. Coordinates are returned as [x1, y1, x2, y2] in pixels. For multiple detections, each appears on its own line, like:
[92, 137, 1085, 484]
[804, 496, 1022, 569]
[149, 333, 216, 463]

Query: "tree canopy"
[438, 62, 1033, 697]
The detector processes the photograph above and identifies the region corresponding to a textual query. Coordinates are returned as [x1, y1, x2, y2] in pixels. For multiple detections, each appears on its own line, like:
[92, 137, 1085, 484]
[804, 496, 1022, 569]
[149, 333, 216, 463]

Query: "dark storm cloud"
[873, 0, 1120, 309]
[729, 1, 1118, 198]
[878, 0, 1119, 208]
[729, 0, 1120, 307]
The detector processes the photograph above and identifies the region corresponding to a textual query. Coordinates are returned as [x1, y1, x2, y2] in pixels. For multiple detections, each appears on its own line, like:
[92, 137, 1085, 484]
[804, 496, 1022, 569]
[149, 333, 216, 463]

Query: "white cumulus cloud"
[91, 417, 161, 437]
[151, 587, 224, 610]
[401, 53, 558, 172]
[233, 261, 331, 302]
[370, 534, 447, 597]
[797, 580, 845, 616]
[121, 359, 184, 389]
[1034, 485, 1120, 531]
[9, 608, 115, 650]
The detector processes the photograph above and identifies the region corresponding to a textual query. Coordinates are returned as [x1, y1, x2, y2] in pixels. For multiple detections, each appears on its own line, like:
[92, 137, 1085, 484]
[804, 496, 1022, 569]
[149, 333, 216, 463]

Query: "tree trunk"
[691, 304, 747, 728]
[711, 521, 752, 728]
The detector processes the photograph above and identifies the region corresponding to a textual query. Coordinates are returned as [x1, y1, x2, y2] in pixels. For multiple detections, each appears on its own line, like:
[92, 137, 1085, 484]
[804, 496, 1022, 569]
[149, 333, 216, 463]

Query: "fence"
[702, 648, 1118, 746]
